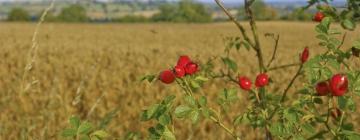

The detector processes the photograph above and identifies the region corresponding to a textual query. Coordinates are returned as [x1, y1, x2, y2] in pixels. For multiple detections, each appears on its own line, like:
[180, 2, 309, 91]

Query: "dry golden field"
[0, 22, 360, 140]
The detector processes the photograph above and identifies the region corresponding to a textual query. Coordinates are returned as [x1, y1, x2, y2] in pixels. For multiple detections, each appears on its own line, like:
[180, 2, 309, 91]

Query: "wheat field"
[0, 22, 359, 139]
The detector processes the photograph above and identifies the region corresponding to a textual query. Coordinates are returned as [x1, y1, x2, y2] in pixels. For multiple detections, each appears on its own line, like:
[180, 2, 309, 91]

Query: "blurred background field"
[1, 21, 360, 139]
[1, 0, 360, 139]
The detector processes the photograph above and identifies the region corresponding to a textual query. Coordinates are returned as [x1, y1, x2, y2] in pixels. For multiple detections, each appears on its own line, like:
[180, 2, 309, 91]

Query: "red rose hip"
[301, 47, 309, 63]
[255, 73, 269, 88]
[174, 66, 185, 78]
[185, 62, 198, 75]
[159, 70, 175, 84]
[238, 76, 252, 91]
[316, 81, 329, 96]
[313, 12, 325, 22]
[177, 55, 191, 68]
[330, 74, 348, 96]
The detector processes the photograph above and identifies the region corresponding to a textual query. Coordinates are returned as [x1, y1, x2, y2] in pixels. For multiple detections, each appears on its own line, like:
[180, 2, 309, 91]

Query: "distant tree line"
[7, 0, 348, 23]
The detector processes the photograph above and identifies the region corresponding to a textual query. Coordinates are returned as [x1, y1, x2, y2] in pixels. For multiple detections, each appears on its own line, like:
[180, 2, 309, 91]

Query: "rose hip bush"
[61, 0, 360, 139]
[138, 1, 360, 140]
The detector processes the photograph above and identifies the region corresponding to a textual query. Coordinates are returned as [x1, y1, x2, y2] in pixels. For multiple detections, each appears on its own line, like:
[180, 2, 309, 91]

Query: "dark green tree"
[238, 0, 278, 20]
[58, 4, 88, 22]
[152, 0, 212, 23]
[7, 8, 30, 21]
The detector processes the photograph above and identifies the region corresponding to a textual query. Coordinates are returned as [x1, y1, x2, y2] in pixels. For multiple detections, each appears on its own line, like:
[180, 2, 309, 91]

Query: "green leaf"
[61, 128, 77, 137]
[269, 123, 287, 137]
[198, 96, 207, 107]
[163, 127, 176, 140]
[78, 122, 93, 135]
[184, 96, 197, 107]
[162, 95, 176, 105]
[80, 135, 91, 140]
[327, 59, 340, 70]
[174, 105, 192, 118]
[233, 115, 243, 126]
[284, 108, 300, 123]
[313, 97, 323, 104]
[321, 17, 331, 29]
[241, 40, 251, 50]
[341, 19, 356, 31]
[195, 76, 209, 82]
[316, 34, 328, 41]
[69, 116, 80, 129]
[91, 130, 110, 139]
[159, 114, 171, 125]
[141, 75, 156, 83]
[338, 96, 347, 110]
[190, 80, 200, 89]
[347, 98, 356, 112]
[190, 109, 200, 124]
[222, 57, 238, 72]
[301, 123, 315, 135]
[353, 40, 360, 49]
[201, 108, 212, 118]
[141, 104, 162, 121]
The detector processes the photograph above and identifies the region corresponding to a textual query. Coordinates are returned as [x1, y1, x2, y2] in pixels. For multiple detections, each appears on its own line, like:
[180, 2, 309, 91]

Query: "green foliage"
[58, 4, 88, 22]
[282, 8, 313, 21]
[7, 8, 30, 21]
[61, 116, 110, 140]
[152, 0, 212, 23]
[238, 0, 278, 20]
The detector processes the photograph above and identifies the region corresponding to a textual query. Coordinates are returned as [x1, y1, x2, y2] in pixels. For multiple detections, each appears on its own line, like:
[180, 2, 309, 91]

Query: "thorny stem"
[325, 97, 337, 137]
[210, 116, 241, 140]
[266, 34, 280, 69]
[214, 0, 255, 48]
[267, 63, 301, 72]
[245, 0, 266, 73]
[280, 65, 303, 102]
[268, 64, 303, 120]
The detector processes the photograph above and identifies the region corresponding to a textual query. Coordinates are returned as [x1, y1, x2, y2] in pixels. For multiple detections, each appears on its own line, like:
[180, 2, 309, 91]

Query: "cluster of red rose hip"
[238, 47, 310, 91]
[159, 55, 199, 84]
[312, 12, 349, 97]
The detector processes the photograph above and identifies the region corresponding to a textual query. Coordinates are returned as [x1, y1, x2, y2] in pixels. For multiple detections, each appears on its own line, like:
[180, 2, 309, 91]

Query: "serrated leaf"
[159, 114, 171, 125]
[78, 122, 93, 135]
[190, 80, 200, 89]
[221, 57, 238, 72]
[198, 96, 207, 107]
[195, 76, 209, 82]
[80, 135, 91, 140]
[174, 105, 192, 118]
[316, 34, 328, 41]
[141, 75, 156, 83]
[241, 40, 251, 50]
[341, 19, 356, 31]
[91, 130, 110, 139]
[190, 109, 200, 124]
[301, 123, 315, 134]
[162, 95, 176, 105]
[338, 96, 347, 110]
[184, 96, 196, 107]
[233, 115, 243, 126]
[61, 128, 77, 137]
[321, 17, 331, 29]
[353, 40, 360, 49]
[163, 127, 176, 140]
[69, 116, 80, 129]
